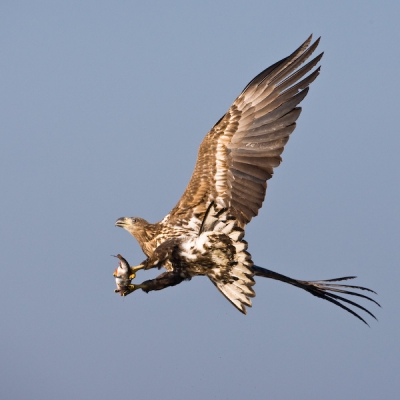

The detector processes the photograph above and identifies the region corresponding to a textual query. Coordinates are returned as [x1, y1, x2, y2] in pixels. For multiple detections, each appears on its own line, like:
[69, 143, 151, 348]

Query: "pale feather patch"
[213, 127, 234, 208]
[233, 241, 247, 253]
[232, 280, 255, 296]
[228, 230, 244, 241]
[221, 221, 236, 234]
[236, 252, 251, 264]
[195, 232, 212, 253]
[213, 221, 226, 232]
[215, 282, 247, 313]
[180, 239, 198, 261]
[224, 283, 251, 305]
[160, 213, 171, 224]
[231, 266, 252, 281]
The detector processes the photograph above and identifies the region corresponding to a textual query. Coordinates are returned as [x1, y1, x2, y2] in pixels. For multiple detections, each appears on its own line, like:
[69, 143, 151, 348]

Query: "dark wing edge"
[168, 35, 323, 227]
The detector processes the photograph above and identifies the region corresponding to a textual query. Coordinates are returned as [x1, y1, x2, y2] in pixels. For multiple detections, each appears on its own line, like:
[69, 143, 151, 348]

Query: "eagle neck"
[135, 222, 159, 257]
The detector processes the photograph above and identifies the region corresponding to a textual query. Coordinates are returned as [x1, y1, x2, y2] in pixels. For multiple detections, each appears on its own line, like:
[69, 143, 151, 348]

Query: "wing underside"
[168, 35, 323, 228]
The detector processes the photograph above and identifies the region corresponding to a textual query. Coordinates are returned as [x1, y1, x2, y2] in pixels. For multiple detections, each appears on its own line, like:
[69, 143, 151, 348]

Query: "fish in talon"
[112, 254, 133, 296]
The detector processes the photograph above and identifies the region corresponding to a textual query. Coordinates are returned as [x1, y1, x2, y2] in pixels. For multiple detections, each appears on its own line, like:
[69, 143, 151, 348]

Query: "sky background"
[1, 1, 399, 399]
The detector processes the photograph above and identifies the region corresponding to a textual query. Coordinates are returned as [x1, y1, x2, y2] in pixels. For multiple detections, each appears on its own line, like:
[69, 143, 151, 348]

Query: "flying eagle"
[114, 36, 379, 324]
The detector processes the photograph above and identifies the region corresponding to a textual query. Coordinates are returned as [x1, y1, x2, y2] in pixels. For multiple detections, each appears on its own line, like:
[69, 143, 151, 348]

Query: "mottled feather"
[115, 36, 379, 322]
[167, 35, 322, 228]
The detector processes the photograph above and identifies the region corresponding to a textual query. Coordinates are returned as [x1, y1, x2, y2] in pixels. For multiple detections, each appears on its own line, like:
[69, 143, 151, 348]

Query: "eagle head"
[115, 217, 153, 250]
[115, 217, 148, 233]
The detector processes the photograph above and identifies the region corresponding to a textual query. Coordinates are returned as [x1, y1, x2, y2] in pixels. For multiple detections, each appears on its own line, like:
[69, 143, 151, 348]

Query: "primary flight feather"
[114, 35, 379, 324]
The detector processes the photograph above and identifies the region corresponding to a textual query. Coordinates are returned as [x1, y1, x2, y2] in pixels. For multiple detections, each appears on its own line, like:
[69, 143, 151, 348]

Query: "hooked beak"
[115, 217, 126, 228]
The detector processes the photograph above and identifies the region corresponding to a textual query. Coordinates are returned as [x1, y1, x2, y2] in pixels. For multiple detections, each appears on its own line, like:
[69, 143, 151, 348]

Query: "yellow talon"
[121, 284, 138, 296]
[128, 264, 144, 280]
[130, 264, 145, 274]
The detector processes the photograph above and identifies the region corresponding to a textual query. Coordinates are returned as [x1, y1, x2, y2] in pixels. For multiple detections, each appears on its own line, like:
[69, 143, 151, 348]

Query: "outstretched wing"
[169, 35, 323, 228]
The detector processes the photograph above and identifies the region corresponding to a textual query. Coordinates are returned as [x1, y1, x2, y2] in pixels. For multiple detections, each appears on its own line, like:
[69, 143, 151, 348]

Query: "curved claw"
[121, 284, 138, 296]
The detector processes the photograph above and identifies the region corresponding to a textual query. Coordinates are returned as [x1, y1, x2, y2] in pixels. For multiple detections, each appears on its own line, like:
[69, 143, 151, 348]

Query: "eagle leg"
[137, 272, 186, 293]
[129, 264, 145, 278]
[117, 272, 185, 296]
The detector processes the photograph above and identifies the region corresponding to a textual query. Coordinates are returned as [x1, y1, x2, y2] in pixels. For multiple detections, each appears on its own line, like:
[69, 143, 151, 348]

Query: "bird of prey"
[114, 35, 379, 324]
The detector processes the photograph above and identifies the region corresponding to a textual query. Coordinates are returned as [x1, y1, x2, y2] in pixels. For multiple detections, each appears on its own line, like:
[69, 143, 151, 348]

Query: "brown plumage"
[114, 36, 379, 324]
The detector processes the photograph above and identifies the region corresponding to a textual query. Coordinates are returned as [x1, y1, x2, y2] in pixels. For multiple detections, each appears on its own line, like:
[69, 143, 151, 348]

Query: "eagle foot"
[113, 254, 147, 295]
[121, 283, 147, 296]
[129, 264, 146, 276]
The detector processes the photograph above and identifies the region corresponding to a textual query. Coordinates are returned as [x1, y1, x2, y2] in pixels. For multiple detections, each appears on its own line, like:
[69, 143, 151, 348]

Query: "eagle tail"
[253, 266, 380, 325]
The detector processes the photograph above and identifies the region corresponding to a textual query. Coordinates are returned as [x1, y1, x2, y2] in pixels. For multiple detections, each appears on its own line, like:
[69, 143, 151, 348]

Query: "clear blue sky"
[1, 1, 399, 399]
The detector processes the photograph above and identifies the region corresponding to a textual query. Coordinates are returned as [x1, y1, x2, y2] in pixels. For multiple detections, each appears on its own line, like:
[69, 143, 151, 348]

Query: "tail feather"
[253, 266, 379, 325]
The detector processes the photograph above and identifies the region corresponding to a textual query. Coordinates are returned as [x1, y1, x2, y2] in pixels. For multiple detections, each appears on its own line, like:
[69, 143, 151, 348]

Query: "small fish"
[112, 254, 136, 296]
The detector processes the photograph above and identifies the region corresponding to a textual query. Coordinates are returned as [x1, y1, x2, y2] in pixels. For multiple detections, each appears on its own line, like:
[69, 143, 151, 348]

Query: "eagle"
[114, 36, 379, 324]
